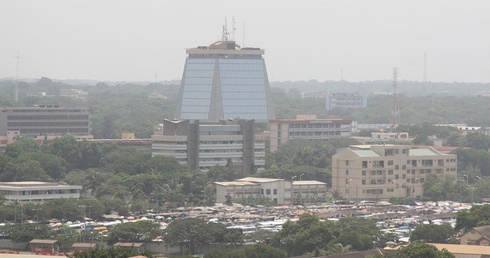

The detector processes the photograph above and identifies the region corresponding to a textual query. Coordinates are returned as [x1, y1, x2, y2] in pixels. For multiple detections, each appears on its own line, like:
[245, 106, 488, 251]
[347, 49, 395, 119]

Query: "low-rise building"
[152, 119, 265, 172]
[0, 106, 92, 139]
[0, 181, 82, 202]
[461, 225, 490, 245]
[215, 177, 328, 205]
[332, 145, 457, 200]
[269, 115, 352, 152]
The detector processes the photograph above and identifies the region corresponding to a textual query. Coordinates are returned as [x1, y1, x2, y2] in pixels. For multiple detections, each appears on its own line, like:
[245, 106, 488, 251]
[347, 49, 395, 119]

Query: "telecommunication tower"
[390, 67, 400, 127]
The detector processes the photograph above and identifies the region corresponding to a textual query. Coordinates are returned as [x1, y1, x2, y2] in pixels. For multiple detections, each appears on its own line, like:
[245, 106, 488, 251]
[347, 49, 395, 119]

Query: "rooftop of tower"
[186, 40, 264, 58]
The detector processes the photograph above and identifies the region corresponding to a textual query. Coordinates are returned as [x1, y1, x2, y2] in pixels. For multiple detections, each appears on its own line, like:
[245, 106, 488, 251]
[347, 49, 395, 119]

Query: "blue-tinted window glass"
[218, 59, 269, 120]
[179, 59, 215, 120]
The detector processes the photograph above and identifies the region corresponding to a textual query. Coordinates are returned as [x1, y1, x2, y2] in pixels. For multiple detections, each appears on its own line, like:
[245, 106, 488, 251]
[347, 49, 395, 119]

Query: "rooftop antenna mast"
[231, 16, 236, 41]
[390, 67, 400, 128]
[221, 17, 229, 41]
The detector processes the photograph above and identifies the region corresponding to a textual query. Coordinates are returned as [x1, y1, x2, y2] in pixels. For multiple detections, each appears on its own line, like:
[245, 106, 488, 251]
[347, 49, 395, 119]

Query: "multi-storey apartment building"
[269, 115, 352, 152]
[152, 119, 265, 172]
[332, 145, 457, 200]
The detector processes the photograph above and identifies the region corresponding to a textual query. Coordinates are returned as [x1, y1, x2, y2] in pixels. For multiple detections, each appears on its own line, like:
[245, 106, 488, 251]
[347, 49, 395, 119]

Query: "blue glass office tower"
[175, 41, 275, 123]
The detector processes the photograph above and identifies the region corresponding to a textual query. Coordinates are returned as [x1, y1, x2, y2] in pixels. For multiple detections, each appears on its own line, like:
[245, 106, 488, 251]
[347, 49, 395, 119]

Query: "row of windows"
[20, 128, 89, 134]
[219, 63, 265, 71]
[187, 58, 215, 64]
[289, 131, 341, 136]
[183, 77, 214, 85]
[222, 92, 266, 99]
[185, 63, 214, 71]
[8, 122, 89, 127]
[222, 98, 266, 106]
[220, 85, 267, 92]
[184, 70, 214, 77]
[220, 71, 264, 78]
[223, 106, 267, 114]
[7, 115, 89, 120]
[220, 77, 266, 85]
[289, 123, 341, 129]
[182, 92, 212, 99]
[180, 106, 210, 113]
[219, 59, 264, 64]
[182, 98, 211, 106]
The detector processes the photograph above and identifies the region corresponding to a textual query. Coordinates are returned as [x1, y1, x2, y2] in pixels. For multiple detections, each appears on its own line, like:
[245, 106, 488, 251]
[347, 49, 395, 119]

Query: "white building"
[215, 177, 328, 205]
[0, 181, 82, 202]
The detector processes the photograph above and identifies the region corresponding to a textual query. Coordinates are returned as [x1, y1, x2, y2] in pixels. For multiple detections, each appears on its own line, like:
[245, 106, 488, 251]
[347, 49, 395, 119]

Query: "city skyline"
[1, 0, 489, 83]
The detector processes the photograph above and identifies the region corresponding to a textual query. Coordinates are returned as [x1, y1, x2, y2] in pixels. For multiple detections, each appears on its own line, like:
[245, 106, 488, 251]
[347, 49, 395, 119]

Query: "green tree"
[205, 244, 286, 258]
[272, 213, 337, 256]
[393, 241, 455, 258]
[332, 231, 373, 251]
[67, 247, 154, 258]
[4, 137, 41, 159]
[44, 198, 84, 221]
[410, 224, 455, 243]
[107, 220, 161, 245]
[0, 224, 49, 242]
[48, 136, 82, 166]
[164, 218, 211, 255]
[456, 204, 490, 231]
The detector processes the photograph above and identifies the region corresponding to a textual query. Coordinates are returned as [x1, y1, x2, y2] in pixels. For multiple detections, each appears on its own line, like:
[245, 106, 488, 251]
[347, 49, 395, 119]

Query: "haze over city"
[1, 0, 490, 83]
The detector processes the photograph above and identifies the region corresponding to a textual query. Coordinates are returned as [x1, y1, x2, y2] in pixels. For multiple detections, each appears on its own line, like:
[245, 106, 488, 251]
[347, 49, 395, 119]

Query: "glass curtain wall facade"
[175, 41, 275, 123]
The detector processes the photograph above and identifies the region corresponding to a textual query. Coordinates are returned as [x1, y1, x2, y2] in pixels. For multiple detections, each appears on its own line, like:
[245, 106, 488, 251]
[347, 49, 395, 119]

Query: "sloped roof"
[351, 149, 380, 157]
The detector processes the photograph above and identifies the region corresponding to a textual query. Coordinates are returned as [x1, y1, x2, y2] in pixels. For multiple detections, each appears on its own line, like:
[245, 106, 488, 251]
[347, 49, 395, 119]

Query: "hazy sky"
[1, 0, 489, 83]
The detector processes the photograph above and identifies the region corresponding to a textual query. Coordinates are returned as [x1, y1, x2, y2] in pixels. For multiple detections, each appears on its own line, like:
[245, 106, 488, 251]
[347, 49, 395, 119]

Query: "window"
[388, 170, 394, 175]
[402, 165, 406, 170]
[407, 160, 411, 164]
[273, 189, 277, 195]
[362, 171, 366, 176]
[402, 149, 408, 154]
[362, 161, 368, 168]
[395, 174, 399, 179]
[362, 180, 366, 185]
[266, 189, 271, 195]
[346, 160, 349, 166]
[420, 178, 425, 183]
[346, 170, 349, 175]
[373, 161, 384, 168]
[261, 189, 264, 194]
[402, 174, 406, 179]
[395, 165, 399, 170]
[395, 149, 399, 154]
[388, 160, 394, 166]
[387, 188, 395, 192]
